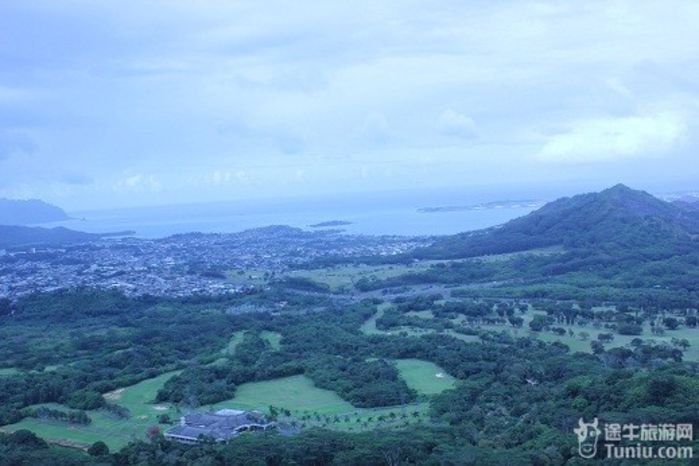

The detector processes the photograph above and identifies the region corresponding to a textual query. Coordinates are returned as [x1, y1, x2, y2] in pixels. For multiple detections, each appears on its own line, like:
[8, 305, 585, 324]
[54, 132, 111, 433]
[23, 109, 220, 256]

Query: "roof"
[166, 425, 227, 441]
[165, 409, 273, 441]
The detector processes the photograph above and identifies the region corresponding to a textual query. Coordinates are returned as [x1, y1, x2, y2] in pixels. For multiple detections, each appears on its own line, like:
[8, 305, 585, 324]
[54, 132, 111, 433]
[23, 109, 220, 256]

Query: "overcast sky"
[1, 1, 698, 209]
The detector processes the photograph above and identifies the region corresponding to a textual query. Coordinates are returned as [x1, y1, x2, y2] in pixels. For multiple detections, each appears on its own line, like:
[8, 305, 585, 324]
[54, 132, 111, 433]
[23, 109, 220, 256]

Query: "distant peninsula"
[418, 199, 544, 213]
[0, 225, 135, 249]
[308, 220, 353, 228]
[0, 198, 70, 225]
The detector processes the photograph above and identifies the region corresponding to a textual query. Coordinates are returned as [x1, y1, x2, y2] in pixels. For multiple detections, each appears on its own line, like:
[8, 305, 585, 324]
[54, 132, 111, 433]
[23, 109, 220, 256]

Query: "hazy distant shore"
[418, 200, 544, 213]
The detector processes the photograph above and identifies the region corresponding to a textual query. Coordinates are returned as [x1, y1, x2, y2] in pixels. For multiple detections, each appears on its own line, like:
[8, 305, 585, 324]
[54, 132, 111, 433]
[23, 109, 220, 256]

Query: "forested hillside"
[0, 225, 98, 248]
[0, 199, 69, 225]
[415, 184, 699, 259]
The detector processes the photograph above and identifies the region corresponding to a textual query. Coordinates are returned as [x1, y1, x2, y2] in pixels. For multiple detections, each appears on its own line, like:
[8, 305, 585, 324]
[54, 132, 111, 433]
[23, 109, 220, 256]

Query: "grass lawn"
[206, 374, 430, 432]
[405, 310, 434, 319]
[0, 367, 19, 376]
[359, 304, 388, 335]
[531, 326, 699, 360]
[473, 246, 564, 263]
[0, 371, 181, 451]
[394, 359, 455, 395]
[284, 249, 563, 292]
[365, 303, 699, 362]
[285, 263, 440, 292]
[362, 304, 479, 343]
[443, 330, 480, 343]
[475, 311, 699, 361]
[226, 269, 269, 286]
[260, 330, 282, 350]
[222, 330, 246, 355]
[209, 374, 354, 414]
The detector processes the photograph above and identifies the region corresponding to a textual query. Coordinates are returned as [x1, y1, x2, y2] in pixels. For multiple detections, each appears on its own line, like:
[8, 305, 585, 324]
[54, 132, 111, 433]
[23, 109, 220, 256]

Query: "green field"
[361, 304, 477, 342]
[394, 359, 455, 395]
[222, 330, 246, 355]
[533, 323, 699, 361]
[260, 330, 282, 350]
[1, 371, 181, 450]
[207, 374, 430, 431]
[284, 250, 562, 292]
[365, 302, 699, 362]
[0, 367, 19, 376]
[2, 370, 434, 448]
[359, 305, 386, 335]
[285, 262, 440, 291]
[361, 303, 432, 338]
[209, 374, 353, 414]
[473, 246, 565, 262]
[405, 310, 434, 319]
[466, 310, 699, 361]
[226, 269, 270, 286]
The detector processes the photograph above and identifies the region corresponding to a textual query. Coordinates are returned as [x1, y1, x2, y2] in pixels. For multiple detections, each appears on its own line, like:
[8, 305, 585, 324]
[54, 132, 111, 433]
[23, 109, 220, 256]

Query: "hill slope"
[415, 184, 699, 259]
[0, 225, 98, 248]
[0, 199, 70, 225]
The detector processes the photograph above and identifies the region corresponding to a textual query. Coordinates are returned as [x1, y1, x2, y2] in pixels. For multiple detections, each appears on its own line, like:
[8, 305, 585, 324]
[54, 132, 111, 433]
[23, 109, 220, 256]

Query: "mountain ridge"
[0, 225, 99, 249]
[414, 184, 699, 259]
[0, 198, 70, 225]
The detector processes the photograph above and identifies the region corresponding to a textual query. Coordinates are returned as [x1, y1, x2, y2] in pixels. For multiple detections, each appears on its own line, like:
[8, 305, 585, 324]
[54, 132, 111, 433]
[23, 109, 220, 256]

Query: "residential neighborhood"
[0, 226, 425, 300]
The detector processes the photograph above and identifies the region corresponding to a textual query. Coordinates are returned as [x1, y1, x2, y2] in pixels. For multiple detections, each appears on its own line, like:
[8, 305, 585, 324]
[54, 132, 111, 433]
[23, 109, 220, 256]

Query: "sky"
[1, 0, 698, 210]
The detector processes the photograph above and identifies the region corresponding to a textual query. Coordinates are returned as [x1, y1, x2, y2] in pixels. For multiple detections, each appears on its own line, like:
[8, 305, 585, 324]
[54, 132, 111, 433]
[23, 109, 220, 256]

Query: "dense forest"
[1, 285, 699, 464]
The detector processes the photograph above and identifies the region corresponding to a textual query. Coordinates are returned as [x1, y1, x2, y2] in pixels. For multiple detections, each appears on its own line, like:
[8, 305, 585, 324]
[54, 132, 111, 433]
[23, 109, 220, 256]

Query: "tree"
[590, 341, 605, 354]
[8, 430, 47, 448]
[617, 323, 643, 336]
[671, 338, 690, 350]
[529, 315, 552, 332]
[146, 425, 161, 440]
[508, 316, 524, 327]
[663, 317, 679, 330]
[87, 441, 109, 456]
[630, 338, 644, 348]
[0, 298, 12, 317]
[647, 374, 677, 404]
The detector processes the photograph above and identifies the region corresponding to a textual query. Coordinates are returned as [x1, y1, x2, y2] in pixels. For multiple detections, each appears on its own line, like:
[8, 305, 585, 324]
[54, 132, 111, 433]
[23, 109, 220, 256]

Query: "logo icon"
[574, 417, 601, 459]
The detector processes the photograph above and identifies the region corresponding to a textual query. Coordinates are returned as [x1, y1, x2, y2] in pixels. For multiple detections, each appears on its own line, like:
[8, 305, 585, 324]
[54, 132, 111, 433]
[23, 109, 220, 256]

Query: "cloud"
[61, 173, 94, 185]
[436, 109, 477, 139]
[2, 1, 699, 208]
[0, 85, 30, 102]
[113, 173, 162, 192]
[537, 112, 686, 163]
[0, 130, 36, 160]
[359, 112, 390, 145]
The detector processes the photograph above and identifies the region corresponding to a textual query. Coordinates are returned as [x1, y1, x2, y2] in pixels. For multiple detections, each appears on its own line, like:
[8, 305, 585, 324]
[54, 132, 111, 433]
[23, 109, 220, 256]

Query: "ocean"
[43, 189, 542, 239]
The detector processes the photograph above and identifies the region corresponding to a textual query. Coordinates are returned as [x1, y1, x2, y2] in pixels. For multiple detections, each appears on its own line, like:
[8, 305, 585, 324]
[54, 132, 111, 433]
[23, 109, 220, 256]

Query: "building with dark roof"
[164, 409, 275, 443]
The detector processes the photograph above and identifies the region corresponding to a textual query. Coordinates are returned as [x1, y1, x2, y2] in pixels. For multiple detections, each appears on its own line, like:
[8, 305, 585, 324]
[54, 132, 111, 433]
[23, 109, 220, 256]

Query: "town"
[0, 226, 426, 300]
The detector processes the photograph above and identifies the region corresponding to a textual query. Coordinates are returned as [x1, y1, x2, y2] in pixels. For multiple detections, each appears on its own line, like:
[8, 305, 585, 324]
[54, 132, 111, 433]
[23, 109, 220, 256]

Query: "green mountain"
[674, 196, 699, 212]
[0, 225, 97, 248]
[0, 198, 70, 225]
[415, 184, 699, 259]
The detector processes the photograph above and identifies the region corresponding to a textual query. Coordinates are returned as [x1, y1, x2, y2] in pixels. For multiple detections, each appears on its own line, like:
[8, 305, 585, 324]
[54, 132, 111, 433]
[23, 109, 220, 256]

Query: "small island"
[308, 220, 353, 228]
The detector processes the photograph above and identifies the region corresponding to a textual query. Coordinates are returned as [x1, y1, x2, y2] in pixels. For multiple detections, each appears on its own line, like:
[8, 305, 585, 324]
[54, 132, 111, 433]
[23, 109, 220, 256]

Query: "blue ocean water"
[44, 190, 541, 238]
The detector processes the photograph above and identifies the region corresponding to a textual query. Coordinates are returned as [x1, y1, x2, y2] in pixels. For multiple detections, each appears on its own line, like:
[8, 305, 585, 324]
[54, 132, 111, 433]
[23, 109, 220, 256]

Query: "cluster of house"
[164, 409, 276, 443]
[1, 226, 426, 300]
